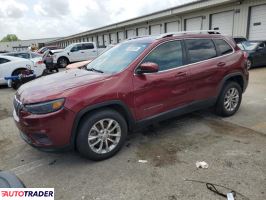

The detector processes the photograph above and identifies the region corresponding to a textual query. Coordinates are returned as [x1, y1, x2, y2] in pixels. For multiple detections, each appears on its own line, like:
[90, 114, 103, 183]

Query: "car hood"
[17, 69, 111, 104]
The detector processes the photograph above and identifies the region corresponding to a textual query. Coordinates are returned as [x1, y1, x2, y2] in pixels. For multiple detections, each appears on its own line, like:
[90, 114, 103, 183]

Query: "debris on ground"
[196, 161, 209, 169]
[48, 160, 57, 165]
[138, 160, 148, 163]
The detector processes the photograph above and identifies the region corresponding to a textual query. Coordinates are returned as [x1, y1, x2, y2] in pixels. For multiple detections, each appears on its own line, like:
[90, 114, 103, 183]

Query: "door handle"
[175, 72, 187, 77]
[80, 52, 85, 53]
[217, 62, 226, 67]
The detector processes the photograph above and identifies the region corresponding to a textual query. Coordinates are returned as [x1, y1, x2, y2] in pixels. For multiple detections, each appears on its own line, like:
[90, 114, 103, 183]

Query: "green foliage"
[1, 34, 20, 42]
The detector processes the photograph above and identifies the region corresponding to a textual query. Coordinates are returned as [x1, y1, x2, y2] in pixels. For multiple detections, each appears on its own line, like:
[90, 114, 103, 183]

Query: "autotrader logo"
[0, 188, 54, 200]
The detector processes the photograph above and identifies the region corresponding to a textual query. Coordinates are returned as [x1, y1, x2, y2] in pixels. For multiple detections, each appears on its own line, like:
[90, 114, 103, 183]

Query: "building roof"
[47, 0, 237, 43]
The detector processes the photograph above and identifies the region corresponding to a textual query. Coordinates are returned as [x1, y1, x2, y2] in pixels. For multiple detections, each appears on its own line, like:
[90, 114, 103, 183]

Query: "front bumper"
[13, 107, 76, 151]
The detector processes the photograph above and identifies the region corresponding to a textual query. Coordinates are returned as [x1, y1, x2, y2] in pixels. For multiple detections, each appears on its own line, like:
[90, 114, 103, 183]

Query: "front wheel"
[215, 82, 242, 117]
[76, 109, 128, 161]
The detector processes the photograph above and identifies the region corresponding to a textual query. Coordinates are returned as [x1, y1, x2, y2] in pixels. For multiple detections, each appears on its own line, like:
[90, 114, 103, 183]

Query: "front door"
[133, 40, 192, 121]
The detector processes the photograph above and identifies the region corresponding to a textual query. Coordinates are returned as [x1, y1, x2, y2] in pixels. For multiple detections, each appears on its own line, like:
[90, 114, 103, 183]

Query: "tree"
[1, 34, 20, 42]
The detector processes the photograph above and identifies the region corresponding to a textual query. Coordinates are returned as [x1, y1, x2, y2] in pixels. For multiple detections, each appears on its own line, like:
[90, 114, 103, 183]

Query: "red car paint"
[13, 34, 249, 149]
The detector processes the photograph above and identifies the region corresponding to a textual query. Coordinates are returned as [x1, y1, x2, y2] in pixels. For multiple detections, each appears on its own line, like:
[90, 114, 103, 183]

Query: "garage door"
[104, 34, 110, 46]
[118, 31, 125, 43]
[110, 33, 117, 44]
[166, 21, 179, 32]
[185, 17, 203, 31]
[249, 5, 266, 40]
[211, 11, 234, 35]
[98, 35, 104, 46]
[127, 29, 136, 39]
[137, 27, 147, 36]
[150, 24, 162, 35]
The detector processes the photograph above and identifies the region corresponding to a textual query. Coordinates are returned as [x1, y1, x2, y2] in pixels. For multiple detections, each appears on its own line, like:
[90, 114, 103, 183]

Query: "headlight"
[24, 98, 65, 114]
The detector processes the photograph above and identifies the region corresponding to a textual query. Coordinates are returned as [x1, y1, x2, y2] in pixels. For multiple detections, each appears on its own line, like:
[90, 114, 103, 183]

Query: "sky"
[0, 0, 195, 40]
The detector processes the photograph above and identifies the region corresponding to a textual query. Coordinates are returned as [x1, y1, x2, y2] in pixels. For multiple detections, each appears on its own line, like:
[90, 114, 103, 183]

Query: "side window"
[142, 40, 183, 71]
[214, 39, 233, 55]
[82, 43, 94, 50]
[71, 44, 82, 52]
[0, 58, 10, 64]
[185, 39, 217, 63]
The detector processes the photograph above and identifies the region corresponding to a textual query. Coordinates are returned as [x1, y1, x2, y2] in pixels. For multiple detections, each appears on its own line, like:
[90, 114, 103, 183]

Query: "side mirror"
[136, 62, 159, 74]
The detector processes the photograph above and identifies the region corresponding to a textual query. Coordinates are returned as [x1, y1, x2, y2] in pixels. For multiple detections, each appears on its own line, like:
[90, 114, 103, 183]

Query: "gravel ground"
[0, 67, 266, 200]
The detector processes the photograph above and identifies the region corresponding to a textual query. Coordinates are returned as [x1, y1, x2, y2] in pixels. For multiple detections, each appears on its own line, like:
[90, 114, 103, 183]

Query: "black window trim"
[134, 38, 235, 75]
[183, 38, 235, 67]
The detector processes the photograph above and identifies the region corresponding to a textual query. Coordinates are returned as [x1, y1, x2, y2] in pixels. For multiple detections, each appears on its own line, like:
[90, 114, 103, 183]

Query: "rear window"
[185, 39, 217, 63]
[214, 39, 233, 55]
[82, 43, 94, 50]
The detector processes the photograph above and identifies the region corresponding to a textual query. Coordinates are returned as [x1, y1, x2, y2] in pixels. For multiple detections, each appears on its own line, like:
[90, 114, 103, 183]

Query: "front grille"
[13, 96, 24, 115]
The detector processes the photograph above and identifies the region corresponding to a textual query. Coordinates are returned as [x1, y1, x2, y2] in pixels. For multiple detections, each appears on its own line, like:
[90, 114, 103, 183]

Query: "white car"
[52, 42, 105, 68]
[3, 52, 46, 75]
[0, 55, 44, 86]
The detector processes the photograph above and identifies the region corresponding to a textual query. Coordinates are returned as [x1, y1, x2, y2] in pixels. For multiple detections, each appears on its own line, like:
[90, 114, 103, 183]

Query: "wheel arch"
[11, 68, 28, 76]
[70, 100, 135, 148]
[218, 72, 246, 97]
[57, 56, 69, 64]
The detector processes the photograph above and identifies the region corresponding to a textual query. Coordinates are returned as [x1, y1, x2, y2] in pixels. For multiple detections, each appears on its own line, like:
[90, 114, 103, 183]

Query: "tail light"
[36, 60, 44, 65]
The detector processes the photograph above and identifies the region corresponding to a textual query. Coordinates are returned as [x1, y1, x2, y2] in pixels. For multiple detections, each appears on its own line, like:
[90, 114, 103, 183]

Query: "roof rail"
[157, 30, 221, 39]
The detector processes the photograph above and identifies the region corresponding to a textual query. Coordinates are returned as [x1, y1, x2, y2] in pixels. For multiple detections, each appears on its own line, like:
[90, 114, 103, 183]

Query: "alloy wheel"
[224, 88, 239, 112]
[88, 119, 121, 154]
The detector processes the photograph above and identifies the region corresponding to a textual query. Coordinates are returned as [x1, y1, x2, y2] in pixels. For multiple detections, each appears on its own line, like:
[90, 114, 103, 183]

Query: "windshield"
[64, 44, 75, 52]
[238, 41, 258, 51]
[86, 42, 149, 73]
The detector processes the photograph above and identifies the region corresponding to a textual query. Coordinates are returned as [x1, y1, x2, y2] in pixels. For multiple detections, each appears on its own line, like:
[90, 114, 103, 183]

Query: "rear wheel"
[76, 109, 128, 161]
[57, 57, 69, 68]
[215, 82, 242, 117]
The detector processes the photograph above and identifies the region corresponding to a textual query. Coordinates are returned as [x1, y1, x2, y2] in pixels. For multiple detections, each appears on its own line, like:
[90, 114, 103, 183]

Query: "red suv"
[13, 32, 249, 160]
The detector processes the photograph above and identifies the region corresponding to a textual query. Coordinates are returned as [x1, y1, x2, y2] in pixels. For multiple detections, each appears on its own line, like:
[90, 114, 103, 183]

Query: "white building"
[0, 38, 60, 52]
[46, 0, 266, 48]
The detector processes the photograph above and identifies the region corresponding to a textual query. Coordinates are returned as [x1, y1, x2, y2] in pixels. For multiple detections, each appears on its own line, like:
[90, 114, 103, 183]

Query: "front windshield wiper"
[87, 68, 104, 73]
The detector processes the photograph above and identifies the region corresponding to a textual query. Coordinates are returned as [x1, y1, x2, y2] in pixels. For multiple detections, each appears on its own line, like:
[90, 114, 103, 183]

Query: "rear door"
[133, 40, 192, 120]
[185, 39, 228, 101]
[81, 43, 97, 60]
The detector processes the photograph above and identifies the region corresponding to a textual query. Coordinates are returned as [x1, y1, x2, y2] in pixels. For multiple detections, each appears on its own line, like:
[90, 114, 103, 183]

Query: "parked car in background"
[37, 46, 61, 54]
[0, 55, 35, 86]
[53, 42, 105, 68]
[66, 44, 115, 70]
[237, 40, 266, 69]
[3, 52, 46, 75]
[14, 32, 248, 161]
[233, 37, 247, 44]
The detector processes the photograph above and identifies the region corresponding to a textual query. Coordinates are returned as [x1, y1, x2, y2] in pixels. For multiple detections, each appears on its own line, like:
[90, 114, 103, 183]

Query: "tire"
[215, 81, 242, 117]
[76, 109, 128, 161]
[57, 57, 69, 68]
[11, 69, 25, 90]
[246, 59, 252, 70]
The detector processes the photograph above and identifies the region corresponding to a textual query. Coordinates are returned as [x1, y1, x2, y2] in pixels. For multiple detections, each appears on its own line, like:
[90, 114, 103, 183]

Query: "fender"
[217, 72, 247, 96]
[70, 100, 136, 147]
